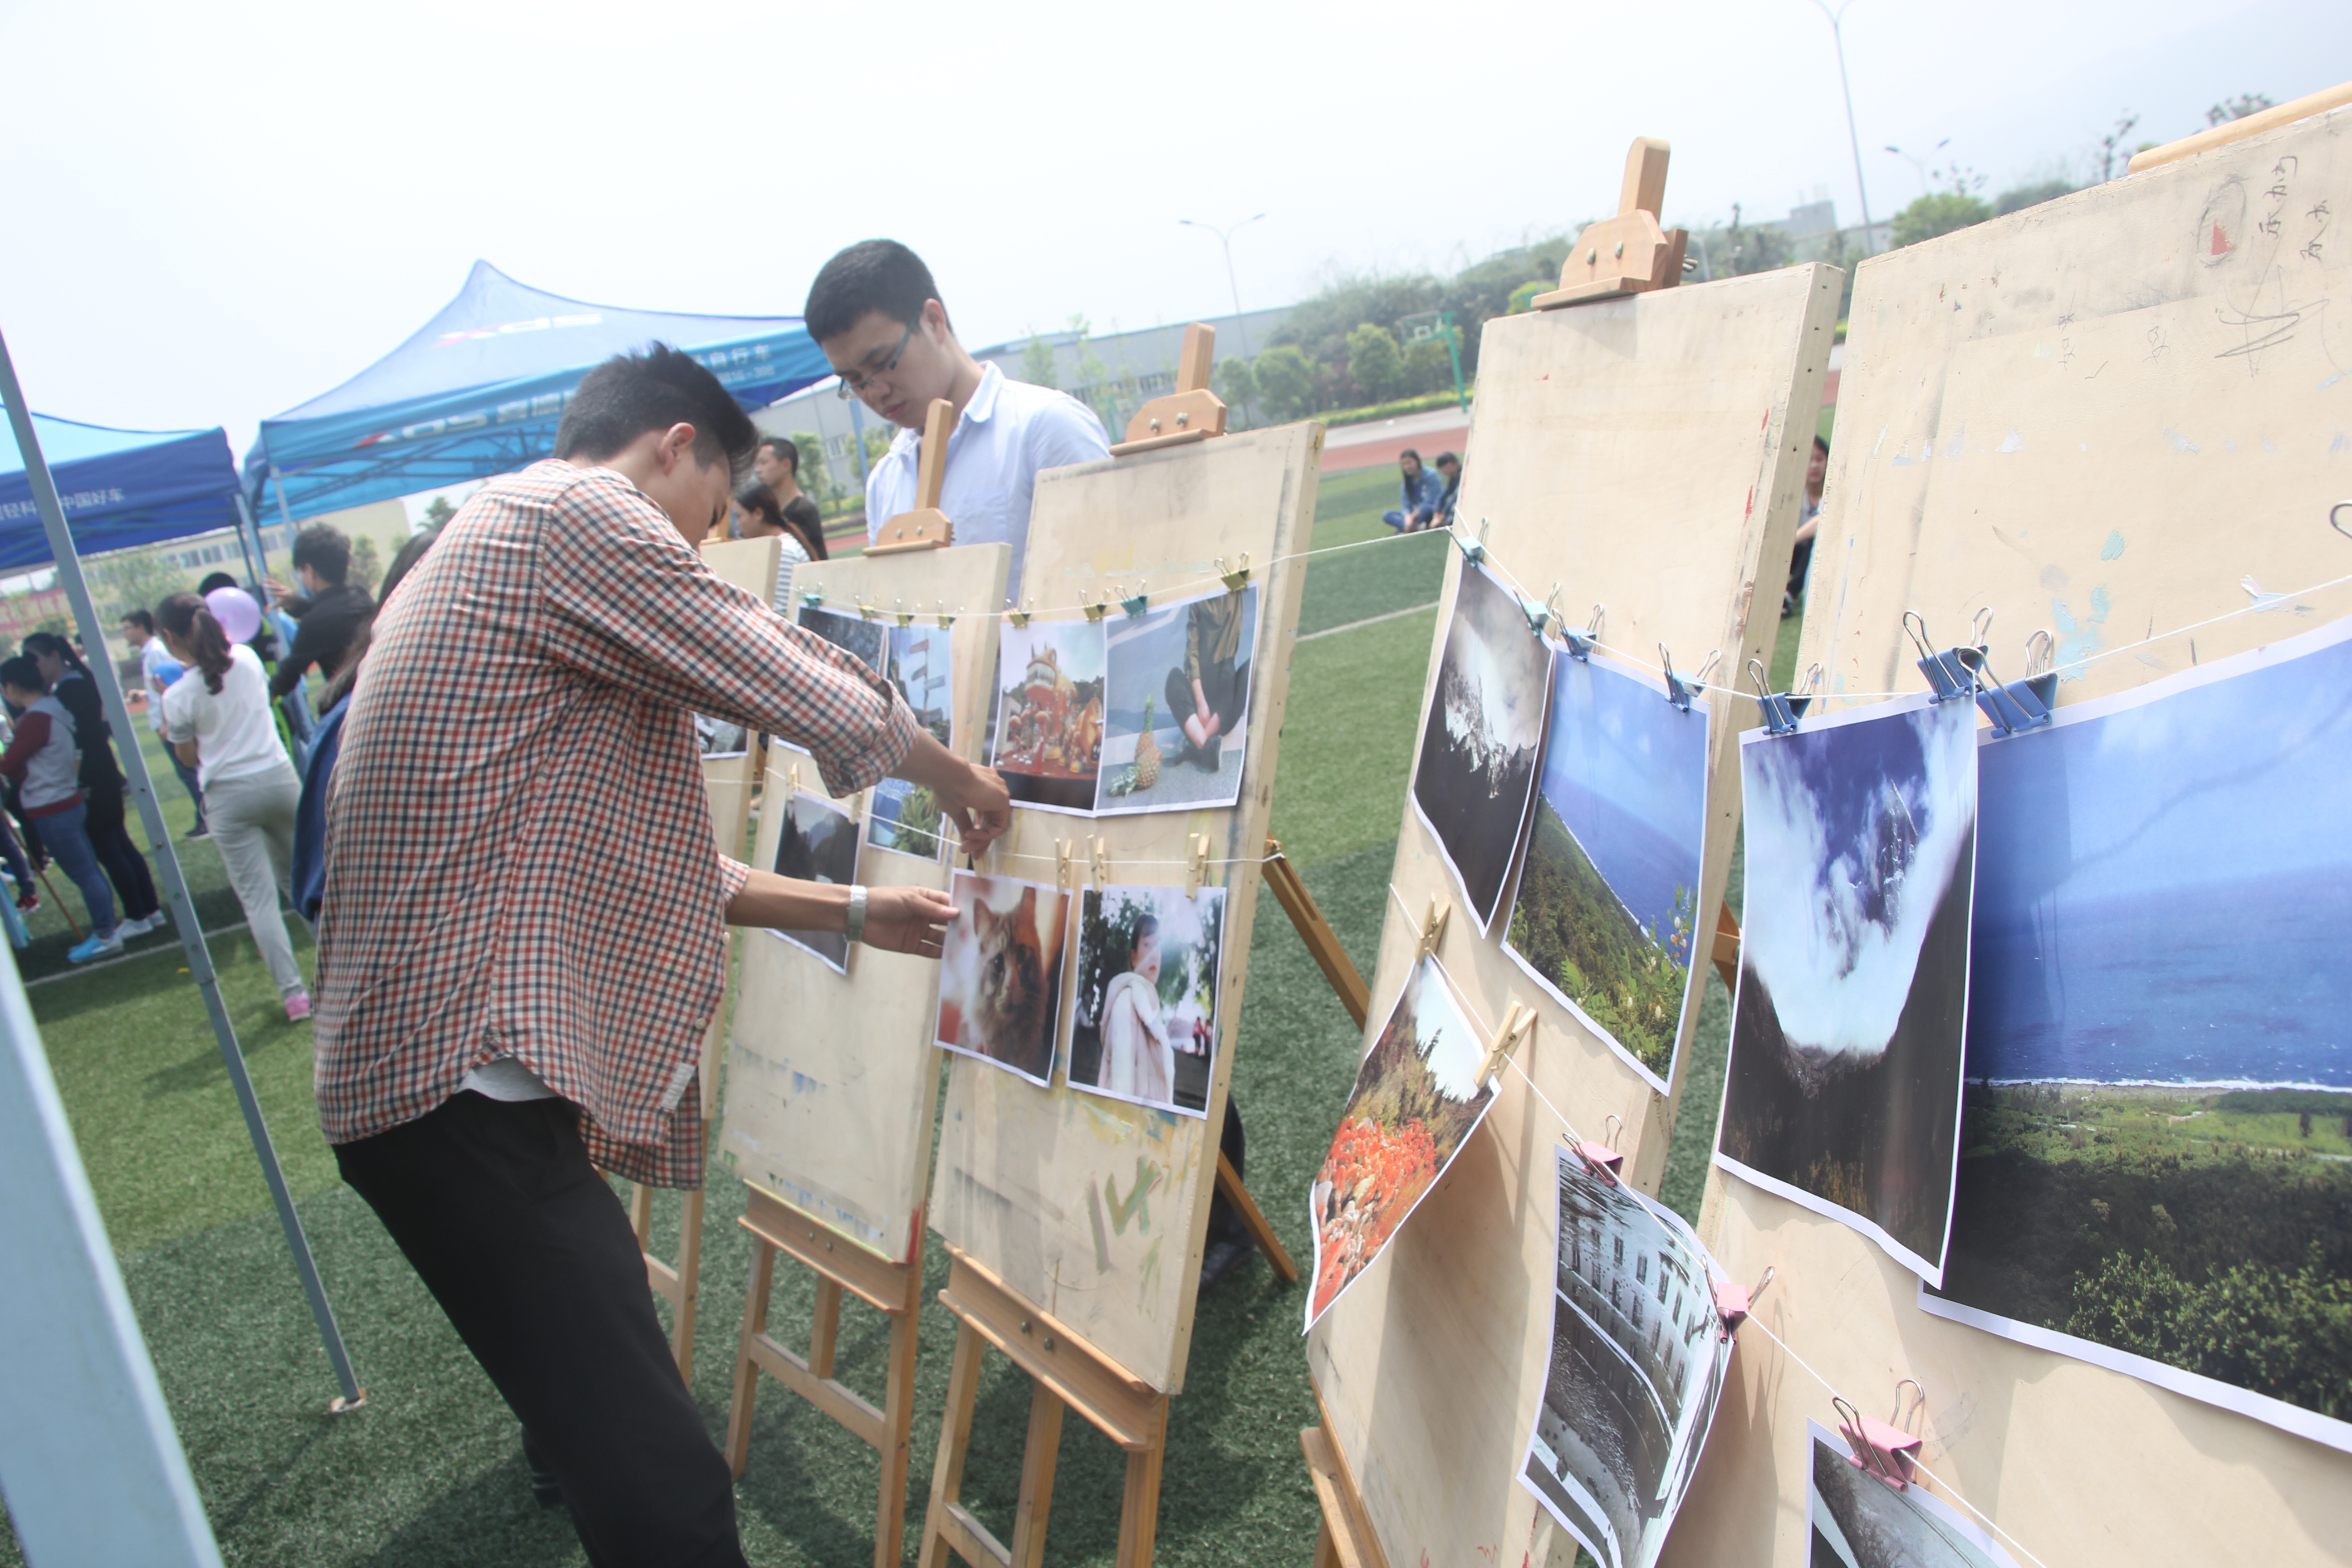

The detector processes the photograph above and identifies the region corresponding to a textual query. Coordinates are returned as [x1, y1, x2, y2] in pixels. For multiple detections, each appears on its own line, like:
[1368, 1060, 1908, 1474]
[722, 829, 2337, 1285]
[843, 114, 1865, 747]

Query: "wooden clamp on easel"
[1108, 323, 1228, 456]
[1533, 137, 1690, 309]
[869, 397, 956, 554]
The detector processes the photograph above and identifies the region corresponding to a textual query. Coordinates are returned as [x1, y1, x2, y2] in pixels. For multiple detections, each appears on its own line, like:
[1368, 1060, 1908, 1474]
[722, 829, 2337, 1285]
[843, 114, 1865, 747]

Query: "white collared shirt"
[862, 363, 1110, 599]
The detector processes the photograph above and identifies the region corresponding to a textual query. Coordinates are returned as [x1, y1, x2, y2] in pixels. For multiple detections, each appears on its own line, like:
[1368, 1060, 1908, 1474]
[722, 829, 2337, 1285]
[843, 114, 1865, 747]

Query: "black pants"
[335, 1093, 747, 1568]
[83, 783, 160, 921]
[1205, 1098, 1248, 1243]
[1165, 658, 1250, 748]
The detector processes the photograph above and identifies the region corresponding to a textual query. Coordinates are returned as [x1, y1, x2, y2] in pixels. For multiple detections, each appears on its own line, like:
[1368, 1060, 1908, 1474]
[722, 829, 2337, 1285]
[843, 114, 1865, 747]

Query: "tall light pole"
[1808, 0, 1876, 256]
[1178, 214, 1266, 356]
[1885, 138, 1949, 199]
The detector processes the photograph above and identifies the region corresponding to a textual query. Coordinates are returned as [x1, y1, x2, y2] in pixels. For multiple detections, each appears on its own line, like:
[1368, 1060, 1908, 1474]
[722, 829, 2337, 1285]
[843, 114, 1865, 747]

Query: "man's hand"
[897, 732, 1011, 858]
[264, 575, 301, 610]
[861, 885, 957, 959]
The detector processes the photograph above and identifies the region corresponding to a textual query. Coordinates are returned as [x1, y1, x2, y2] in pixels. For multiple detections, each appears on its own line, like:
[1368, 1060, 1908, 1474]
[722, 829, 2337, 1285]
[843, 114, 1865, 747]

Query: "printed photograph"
[988, 618, 1107, 813]
[1806, 1421, 2020, 1568]
[1715, 694, 1978, 1286]
[1505, 647, 1710, 1093]
[766, 790, 863, 975]
[1065, 883, 1227, 1118]
[694, 713, 750, 758]
[1411, 562, 1551, 931]
[934, 870, 1070, 1088]
[797, 602, 889, 676]
[1922, 619, 2352, 1451]
[866, 775, 947, 862]
[1306, 953, 1498, 1329]
[1095, 585, 1259, 815]
[1521, 1146, 1733, 1568]
[887, 622, 954, 747]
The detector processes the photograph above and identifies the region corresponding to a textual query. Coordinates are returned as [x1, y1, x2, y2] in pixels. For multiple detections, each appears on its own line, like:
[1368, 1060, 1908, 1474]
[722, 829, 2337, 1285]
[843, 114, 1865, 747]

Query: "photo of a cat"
[935, 870, 1071, 1087]
[766, 790, 864, 975]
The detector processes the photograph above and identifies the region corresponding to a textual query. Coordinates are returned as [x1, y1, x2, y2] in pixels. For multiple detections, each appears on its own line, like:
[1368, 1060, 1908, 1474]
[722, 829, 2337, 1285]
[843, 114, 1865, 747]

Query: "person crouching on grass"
[314, 344, 1011, 1567]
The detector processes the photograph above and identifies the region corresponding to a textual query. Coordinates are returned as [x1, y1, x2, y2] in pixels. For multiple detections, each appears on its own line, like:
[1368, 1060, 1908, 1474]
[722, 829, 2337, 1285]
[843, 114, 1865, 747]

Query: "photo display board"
[719, 544, 1011, 1258]
[1680, 108, 2352, 1567]
[1308, 264, 1839, 1563]
[927, 421, 1320, 1393]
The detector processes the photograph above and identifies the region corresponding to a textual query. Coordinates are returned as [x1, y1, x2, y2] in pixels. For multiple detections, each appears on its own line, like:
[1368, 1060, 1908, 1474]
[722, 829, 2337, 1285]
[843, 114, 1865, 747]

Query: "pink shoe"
[285, 991, 313, 1022]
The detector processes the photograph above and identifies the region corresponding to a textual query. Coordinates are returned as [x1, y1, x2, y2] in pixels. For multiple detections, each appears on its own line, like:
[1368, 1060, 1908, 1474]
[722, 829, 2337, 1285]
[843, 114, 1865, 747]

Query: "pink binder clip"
[1713, 1265, 1772, 1341]
[1575, 1115, 1625, 1184]
[1834, 1381, 1926, 1491]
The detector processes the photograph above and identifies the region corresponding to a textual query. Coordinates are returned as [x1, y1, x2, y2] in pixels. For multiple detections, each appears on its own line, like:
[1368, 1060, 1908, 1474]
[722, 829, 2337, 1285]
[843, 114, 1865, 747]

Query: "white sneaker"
[121, 912, 165, 937]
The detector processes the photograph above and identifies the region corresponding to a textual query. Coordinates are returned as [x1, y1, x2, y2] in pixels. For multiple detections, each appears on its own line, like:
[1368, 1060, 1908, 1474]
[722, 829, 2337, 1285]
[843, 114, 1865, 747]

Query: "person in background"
[0, 654, 117, 961]
[1431, 451, 1463, 531]
[202, 568, 313, 765]
[265, 524, 377, 701]
[122, 609, 206, 838]
[751, 435, 805, 511]
[156, 593, 310, 1022]
[22, 632, 163, 937]
[728, 481, 809, 613]
[1784, 433, 1829, 618]
[1382, 449, 1447, 533]
[805, 239, 1109, 595]
[781, 495, 828, 564]
[292, 529, 439, 925]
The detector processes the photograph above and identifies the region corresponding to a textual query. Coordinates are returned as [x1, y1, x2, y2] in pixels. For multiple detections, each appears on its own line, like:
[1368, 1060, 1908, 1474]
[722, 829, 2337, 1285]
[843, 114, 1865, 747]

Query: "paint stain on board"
[2051, 587, 2111, 677]
[2100, 530, 2127, 560]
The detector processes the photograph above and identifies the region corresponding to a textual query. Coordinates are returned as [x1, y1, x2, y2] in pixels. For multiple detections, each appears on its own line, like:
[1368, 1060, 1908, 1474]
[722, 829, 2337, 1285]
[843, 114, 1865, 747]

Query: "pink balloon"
[205, 587, 262, 646]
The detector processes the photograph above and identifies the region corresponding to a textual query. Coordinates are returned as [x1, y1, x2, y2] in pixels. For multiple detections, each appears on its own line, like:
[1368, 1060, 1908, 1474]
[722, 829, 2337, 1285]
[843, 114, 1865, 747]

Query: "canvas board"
[1307, 263, 1838, 1567]
[718, 544, 1009, 1259]
[1679, 107, 2352, 1568]
[928, 421, 1318, 1393]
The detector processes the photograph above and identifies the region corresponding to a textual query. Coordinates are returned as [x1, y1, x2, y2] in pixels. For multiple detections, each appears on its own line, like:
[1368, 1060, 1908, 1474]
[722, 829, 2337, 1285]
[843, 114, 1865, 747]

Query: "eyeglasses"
[833, 319, 917, 400]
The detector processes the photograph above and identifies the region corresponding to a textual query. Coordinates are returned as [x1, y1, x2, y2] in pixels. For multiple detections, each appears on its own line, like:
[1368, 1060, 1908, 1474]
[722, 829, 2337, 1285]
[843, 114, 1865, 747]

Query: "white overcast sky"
[2, 0, 2343, 456]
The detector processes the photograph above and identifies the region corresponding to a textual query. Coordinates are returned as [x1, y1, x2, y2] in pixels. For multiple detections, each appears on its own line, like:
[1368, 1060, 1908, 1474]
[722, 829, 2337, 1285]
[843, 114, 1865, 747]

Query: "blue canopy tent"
[0, 416, 251, 574]
[246, 261, 832, 523]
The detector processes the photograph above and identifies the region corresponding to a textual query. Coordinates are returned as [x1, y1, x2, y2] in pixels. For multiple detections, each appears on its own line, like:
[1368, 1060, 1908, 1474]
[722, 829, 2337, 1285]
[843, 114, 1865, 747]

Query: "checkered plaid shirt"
[315, 461, 916, 1186]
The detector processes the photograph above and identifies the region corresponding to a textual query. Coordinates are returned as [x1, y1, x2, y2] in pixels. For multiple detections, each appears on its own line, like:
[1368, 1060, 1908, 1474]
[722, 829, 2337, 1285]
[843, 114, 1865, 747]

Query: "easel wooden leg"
[809, 1278, 843, 1379]
[1213, 1150, 1300, 1284]
[1115, 1395, 1170, 1568]
[919, 1320, 990, 1568]
[671, 1184, 705, 1382]
[1299, 1418, 1387, 1568]
[874, 1248, 926, 1568]
[1263, 837, 1368, 1029]
[1008, 1382, 1065, 1568]
[628, 1179, 656, 1251]
[725, 1233, 777, 1475]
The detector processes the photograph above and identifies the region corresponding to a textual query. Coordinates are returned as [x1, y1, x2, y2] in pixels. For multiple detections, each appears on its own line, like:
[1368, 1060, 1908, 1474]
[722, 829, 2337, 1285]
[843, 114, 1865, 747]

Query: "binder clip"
[1477, 1000, 1536, 1086]
[894, 599, 915, 628]
[1120, 586, 1150, 619]
[800, 588, 825, 610]
[936, 602, 954, 630]
[1563, 605, 1603, 662]
[1712, 1264, 1773, 1342]
[1183, 833, 1211, 896]
[1090, 835, 1111, 889]
[1218, 554, 1251, 593]
[1576, 1113, 1625, 1184]
[1835, 1381, 1927, 1491]
[1454, 518, 1490, 565]
[1904, 609, 1991, 705]
[2330, 500, 2352, 541]
[1659, 645, 1719, 713]
[1083, 594, 1110, 623]
[1004, 600, 1033, 630]
[1974, 630, 2058, 738]
[1750, 658, 1822, 736]
[856, 598, 878, 622]
[1520, 591, 1552, 639]
[1414, 895, 1452, 960]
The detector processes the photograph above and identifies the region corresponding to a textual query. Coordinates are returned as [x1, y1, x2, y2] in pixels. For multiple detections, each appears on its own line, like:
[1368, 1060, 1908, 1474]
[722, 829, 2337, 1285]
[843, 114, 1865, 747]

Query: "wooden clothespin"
[1055, 840, 1073, 892]
[1090, 836, 1111, 889]
[1109, 322, 1229, 456]
[1218, 554, 1250, 593]
[1477, 999, 1536, 1086]
[869, 397, 956, 554]
[1534, 138, 1691, 309]
[1835, 1382, 1927, 1491]
[1415, 895, 1452, 961]
[786, 760, 802, 799]
[1183, 833, 1211, 896]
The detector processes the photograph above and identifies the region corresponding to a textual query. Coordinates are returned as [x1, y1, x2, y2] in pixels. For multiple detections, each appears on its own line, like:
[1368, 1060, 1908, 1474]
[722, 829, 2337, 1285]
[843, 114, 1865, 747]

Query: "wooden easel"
[869, 397, 956, 554]
[917, 400, 1320, 1568]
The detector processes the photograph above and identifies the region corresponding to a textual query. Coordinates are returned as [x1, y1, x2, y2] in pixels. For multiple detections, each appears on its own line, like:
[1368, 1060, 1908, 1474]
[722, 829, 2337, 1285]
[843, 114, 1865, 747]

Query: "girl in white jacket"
[1099, 914, 1208, 1108]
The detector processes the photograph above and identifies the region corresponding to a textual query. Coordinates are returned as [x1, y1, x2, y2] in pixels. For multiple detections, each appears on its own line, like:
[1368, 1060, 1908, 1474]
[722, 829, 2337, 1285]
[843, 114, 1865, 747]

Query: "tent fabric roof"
[0, 415, 243, 574]
[249, 261, 830, 521]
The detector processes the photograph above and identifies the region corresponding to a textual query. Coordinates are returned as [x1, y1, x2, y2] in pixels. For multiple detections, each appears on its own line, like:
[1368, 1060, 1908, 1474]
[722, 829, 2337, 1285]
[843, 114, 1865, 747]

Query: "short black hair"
[0, 655, 44, 693]
[1434, 451, 1460, 467]
[197, 571, 238, 596]
[1814, 434, 1830, 454]
[804, 240, 945, 343]
[121, 608, 155, 633]
[555, 343, 759, 476]
[781, 495, 829, 561]
[756, 435, 799, 475]
[291, 523, 351, 585]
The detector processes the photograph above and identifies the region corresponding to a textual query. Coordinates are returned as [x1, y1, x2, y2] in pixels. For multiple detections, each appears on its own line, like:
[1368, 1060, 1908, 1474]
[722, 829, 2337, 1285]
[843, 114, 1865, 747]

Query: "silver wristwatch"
[844, 884, 869, 946]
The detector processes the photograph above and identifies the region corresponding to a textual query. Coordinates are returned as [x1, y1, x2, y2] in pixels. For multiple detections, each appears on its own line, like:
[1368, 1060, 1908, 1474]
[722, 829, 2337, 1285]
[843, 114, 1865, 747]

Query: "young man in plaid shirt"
[316, 345, 1009, 1566]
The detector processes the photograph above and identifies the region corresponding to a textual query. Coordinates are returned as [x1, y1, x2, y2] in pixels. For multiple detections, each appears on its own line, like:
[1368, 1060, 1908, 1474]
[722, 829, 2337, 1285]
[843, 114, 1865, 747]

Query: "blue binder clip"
[1974, 630, 2059, 737]
[1660, 644, 1718, 713]
[1521, 583, 1561, 640]
[1750, 657, 1821, 735]
[1904, 609, 1993, 705]
[1563, 604, 1603, 662]
[1454, 518, 1489, 566]
[1120, 586, 1150, 618]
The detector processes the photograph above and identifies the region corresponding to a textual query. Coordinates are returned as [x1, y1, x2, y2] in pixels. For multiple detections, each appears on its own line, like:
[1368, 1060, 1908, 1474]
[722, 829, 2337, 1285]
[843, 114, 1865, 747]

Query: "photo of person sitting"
[1165, 589, 1251, 774]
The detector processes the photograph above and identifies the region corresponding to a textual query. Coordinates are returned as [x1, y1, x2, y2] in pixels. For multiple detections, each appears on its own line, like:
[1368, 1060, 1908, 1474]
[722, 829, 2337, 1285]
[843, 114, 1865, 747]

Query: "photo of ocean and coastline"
[1411, 562, 1552, 931]
[1520, 1146, 1732, 1568]
[1924, 619, 2352, 1451]
[1715, 694, 1978, 1286]
[1504, 647, 1710, 1093]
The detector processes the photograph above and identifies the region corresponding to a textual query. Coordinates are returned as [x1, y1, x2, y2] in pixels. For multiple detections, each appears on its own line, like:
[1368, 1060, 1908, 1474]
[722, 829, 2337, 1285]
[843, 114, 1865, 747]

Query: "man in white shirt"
[802, 240, 1110, 598]
[120, 609, 206, 838]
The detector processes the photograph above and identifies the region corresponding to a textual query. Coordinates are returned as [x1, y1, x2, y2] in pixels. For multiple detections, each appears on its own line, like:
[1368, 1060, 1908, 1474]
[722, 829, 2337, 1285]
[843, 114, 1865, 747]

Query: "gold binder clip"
[1218, 554, 1251, 593]
[894, 598, 914, 628]
[1004, 599, 1033, 630]
[856, 598, 877, 622]
[1084, 592, 1112, 623]
[936, 600, 954, 630]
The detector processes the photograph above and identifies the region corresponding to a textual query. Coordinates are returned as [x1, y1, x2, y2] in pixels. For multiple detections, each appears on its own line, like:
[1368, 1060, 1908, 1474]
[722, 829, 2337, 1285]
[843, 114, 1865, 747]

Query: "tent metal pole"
[231, 490, 270, 588]
[0, 327, 364, 1412]
[270, 469, 298, 553]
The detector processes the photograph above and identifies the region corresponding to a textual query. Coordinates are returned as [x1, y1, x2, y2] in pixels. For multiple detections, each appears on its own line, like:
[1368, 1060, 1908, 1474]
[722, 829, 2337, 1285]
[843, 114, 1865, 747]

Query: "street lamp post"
[1808, 0, 1876, 258]
[1178, 214, 1266, 356]
[1884, 138, 1949, 199]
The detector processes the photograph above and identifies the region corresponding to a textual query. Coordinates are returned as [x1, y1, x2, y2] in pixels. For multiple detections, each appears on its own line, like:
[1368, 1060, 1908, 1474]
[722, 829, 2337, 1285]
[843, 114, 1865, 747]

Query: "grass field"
[0, 471, 1777, 1565]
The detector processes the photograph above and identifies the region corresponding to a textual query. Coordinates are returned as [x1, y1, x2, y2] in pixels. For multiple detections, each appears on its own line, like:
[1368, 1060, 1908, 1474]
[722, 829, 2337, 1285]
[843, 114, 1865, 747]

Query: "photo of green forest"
[1931, 1084, 2352, 1429]
[1507, 801, 1695, 1082]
